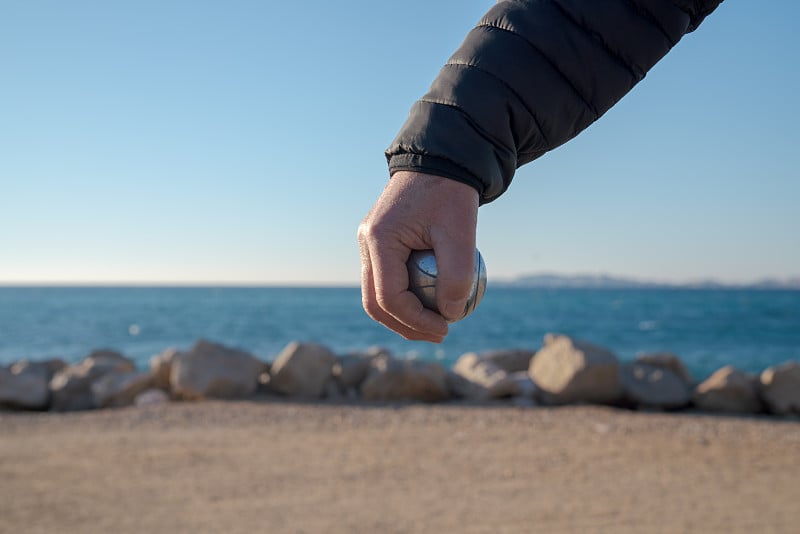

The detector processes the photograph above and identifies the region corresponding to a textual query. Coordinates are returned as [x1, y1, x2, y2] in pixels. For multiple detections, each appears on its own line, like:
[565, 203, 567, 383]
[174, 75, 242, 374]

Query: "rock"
[445, 370, 487, 401]
[0, 358, 67, 410]
[332, 355, 370, 391]
[269, 342, 338, 399]
[50, 365, 106, 411]
[50, 366, 98, 411]
[49, 351, 137, 411]
[692, 366, 762, 414]
[452, 353, 503, 400]
[451, 353, 536, 400]
[91, 371, 155, 408]
[333, 348, 387, 392]
[361, 356, 449, 403]
[759, 360, 800, 415]
[10, 359, 68, 383]
[83, 349, 135, 373]
[150, 348, 182, 391]
[134, 388, 170, 407]
[476, 349, 536, 374]
[0, 367, 50, 410]
[171, 340, 268, 400]
[620, 362, 691, 410]
[324, 380, 344, 400]
[635, 352, 694, 385]
[529, 334, 622, 405]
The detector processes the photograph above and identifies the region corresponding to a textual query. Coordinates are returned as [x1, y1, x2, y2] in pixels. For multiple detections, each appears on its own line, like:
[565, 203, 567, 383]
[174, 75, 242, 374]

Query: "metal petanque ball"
[406, 248, 487, 322]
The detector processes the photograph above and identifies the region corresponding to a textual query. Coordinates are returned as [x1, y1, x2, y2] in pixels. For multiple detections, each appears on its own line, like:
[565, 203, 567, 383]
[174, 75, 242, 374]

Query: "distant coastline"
[494, 273, 800, 291]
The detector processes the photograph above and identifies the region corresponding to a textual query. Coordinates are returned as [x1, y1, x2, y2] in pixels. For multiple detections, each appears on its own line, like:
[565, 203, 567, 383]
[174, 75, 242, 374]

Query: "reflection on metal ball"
[406, 248, 487, 322]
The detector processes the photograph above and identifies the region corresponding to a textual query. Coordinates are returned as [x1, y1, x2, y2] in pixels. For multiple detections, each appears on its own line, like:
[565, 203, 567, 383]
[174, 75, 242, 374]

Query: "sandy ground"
[1, 400, 799, 534]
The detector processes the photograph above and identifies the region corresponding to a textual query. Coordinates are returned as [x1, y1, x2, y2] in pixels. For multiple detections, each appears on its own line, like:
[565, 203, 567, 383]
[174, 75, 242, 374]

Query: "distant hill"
[494, 273, 800, 290]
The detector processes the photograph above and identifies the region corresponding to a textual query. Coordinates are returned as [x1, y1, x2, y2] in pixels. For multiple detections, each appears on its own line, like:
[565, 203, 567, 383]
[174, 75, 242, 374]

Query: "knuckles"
[361, 297, 382, 321]
[357, 217, 390, 245]
[373, 291, 394, 315]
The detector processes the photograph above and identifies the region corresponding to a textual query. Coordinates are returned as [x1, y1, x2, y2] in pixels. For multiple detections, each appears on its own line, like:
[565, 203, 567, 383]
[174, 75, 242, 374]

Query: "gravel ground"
[2, 401, 799, 533]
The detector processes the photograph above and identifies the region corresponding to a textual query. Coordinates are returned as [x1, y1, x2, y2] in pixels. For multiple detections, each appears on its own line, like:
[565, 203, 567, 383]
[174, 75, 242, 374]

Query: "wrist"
[388, 153, 485, 202]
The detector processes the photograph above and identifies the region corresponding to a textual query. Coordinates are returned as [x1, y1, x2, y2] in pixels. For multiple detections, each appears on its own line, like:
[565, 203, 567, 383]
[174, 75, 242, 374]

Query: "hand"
[358, 171, 479, 342]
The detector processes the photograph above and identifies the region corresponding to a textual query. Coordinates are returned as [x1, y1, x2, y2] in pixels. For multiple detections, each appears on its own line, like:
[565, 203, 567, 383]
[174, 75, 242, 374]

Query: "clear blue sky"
[1, 1, 798, 285]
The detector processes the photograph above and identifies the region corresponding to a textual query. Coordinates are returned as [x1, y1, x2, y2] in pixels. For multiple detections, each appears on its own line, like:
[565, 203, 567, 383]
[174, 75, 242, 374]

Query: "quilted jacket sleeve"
[385, 0, 724, 204]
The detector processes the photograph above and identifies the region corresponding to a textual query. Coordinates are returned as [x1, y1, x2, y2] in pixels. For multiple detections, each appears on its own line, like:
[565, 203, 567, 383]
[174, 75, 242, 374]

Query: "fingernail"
[442, 300, 467, 321]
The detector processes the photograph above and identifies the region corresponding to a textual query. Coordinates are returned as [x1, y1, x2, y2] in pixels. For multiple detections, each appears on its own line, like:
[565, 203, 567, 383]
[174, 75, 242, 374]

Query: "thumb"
[432, 234, 477, 322]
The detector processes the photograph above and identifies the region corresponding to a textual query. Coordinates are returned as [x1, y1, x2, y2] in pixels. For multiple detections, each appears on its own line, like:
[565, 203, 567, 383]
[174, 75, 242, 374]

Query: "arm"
[360, 0, 724, 341]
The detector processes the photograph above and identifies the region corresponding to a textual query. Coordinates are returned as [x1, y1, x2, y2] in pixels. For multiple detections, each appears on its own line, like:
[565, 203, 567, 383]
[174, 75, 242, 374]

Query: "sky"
[1, 1, 798, 285]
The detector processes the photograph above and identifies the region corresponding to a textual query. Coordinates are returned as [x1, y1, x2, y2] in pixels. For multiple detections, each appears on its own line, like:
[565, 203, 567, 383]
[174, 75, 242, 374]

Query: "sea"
[0, 286, 798, 382]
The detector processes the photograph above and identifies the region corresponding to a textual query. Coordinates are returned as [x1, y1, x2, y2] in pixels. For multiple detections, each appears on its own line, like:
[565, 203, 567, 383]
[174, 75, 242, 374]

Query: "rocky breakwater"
[1, 334, 799, 418]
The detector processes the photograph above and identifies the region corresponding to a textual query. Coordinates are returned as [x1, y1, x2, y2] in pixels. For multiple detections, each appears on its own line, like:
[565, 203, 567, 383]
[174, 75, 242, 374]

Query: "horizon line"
[1, 281, 799, 291]
[0, 281, 361, 288]
[1, 271, 799, 288]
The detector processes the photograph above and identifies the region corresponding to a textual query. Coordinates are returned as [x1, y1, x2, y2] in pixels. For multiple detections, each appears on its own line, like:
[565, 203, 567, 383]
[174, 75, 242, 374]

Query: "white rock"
[529, 333, 621, 405]
[150, 348, 182, 391]
[171, 340, 268, 400]
[269, 342, 338, 399]
[692, 366, 761, 414]
[49, 350, 136, 411]
[451, 353, 537, 400]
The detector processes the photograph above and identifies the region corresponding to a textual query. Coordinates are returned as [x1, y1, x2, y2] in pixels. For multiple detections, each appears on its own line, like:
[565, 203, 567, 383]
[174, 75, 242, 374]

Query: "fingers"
[357, 171, 479, 341]
[431, 226, 477, 321]
[369, 241, 449, 339]
[359, 225, 448, 342]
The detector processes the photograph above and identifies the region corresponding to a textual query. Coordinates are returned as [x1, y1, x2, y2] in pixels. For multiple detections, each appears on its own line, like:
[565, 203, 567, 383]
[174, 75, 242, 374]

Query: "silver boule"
[406, 248, 487, 321]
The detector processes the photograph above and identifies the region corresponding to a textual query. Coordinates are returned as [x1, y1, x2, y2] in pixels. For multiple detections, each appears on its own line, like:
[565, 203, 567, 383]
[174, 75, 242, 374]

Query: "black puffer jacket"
[386, 0, 723, 205]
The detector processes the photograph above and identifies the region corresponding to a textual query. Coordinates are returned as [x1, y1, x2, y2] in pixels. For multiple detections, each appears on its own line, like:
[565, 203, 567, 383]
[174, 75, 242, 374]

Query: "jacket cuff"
[386, 153, 491, 204]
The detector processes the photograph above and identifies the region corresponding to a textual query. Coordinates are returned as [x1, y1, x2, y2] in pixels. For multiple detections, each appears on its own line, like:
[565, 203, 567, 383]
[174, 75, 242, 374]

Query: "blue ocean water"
[0, 286, 798, 381]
